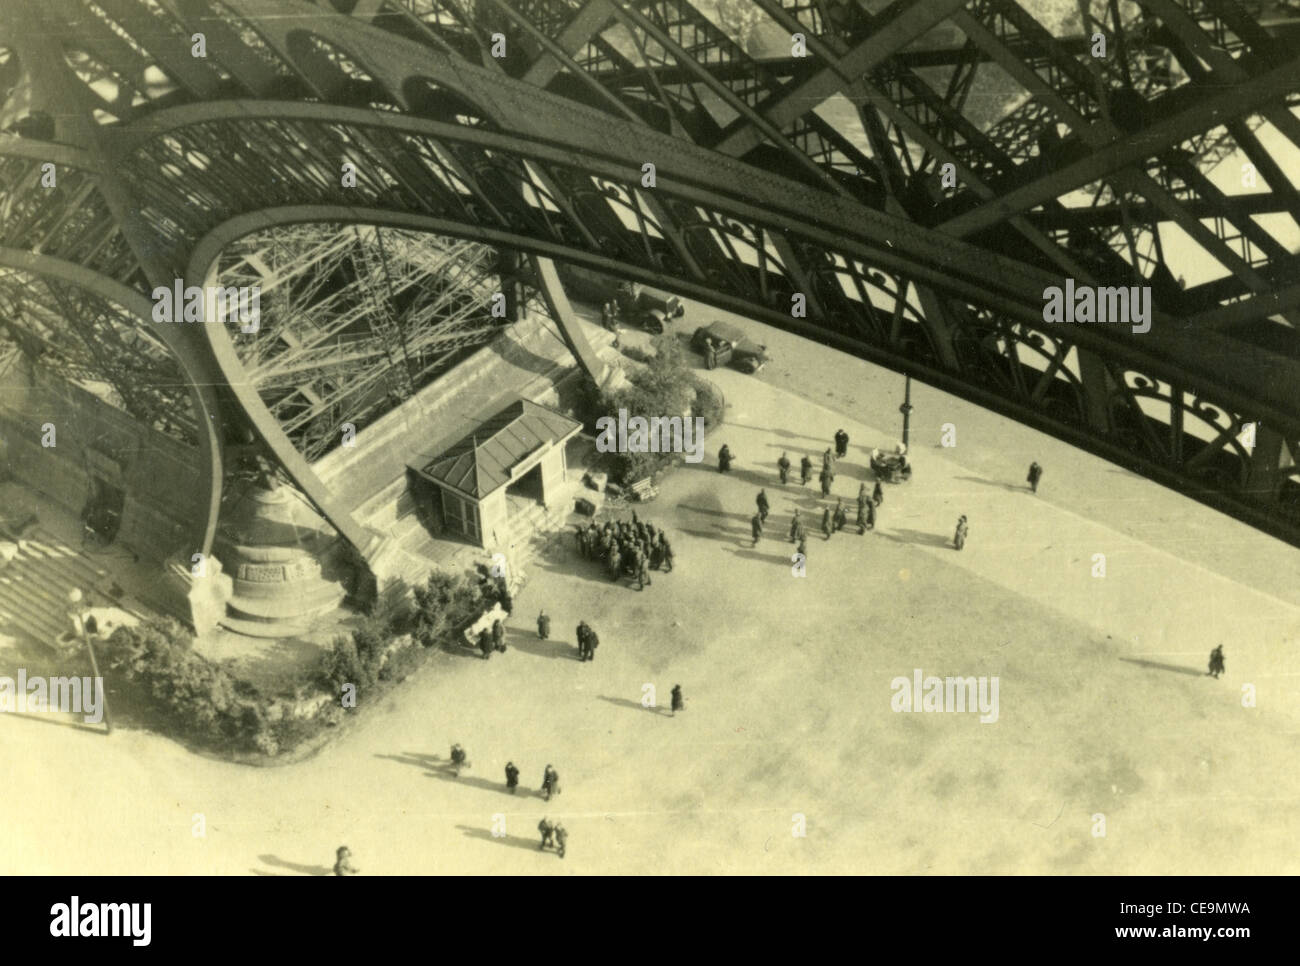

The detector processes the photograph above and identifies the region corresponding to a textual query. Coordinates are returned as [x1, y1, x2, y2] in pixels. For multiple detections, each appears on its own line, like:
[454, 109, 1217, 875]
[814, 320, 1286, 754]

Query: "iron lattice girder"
[99, 97, 1300, 431]
[0, 0, 1298, 549]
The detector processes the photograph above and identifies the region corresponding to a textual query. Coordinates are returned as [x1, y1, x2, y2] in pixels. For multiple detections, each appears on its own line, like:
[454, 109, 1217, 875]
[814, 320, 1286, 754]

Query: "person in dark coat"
[872, 481, 883, 507]
[800, 455, 813, 486]
[751, 512, 764, 546]
[756, 489, 770, 523]
[538, 817, 555, 850]
[832, 498, 847, 533]
[865, 499, 876, 531]
[820, 468, 833, 497]
[1027, 461, 1043, 494]
[1208, 645, 1225, 679]
[491, 618, 506, 653]
[505, 761, 520, 794]
[334, 846, 358, 876]
[661, 537, 674, 573]
[718, 444, 733, 472]
[541, 765, 560, 801]
[553, 823, 568, 859]
[796, 533, 807, 562]
[778, 452, 791, 484]
[822, 507, 832, 540]
[636, 555, 652, 590]
[537, 611, 550, 640]
[585, 627, 600, 663]
[834, 429, 849, 459]
[576, 621, 589, 661]
[857, 482, 869, 514]
[671, 684, 684, 716]
[449, 742, 468, 776]
[477, 627, 494, 660]
[788, 509, 802, 543]
[954, 515, 968, 551]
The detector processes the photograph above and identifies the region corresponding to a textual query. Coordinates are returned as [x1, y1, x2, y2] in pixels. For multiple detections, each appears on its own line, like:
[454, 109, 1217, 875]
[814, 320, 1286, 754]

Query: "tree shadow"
[456, 825, 552, 854]
[1119, 657, 1207, 677]
[257, 854, 333, 876]
[880, 528, 953, 549]
[598, 694, 671, 715]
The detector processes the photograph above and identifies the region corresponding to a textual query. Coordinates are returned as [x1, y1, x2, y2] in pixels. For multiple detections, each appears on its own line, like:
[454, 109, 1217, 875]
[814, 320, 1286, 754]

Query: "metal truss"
[0, 0, 1298, 560]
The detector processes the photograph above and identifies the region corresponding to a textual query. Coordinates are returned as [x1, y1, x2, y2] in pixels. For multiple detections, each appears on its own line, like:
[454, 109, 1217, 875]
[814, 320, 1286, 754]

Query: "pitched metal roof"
[416, 399, 580, 500]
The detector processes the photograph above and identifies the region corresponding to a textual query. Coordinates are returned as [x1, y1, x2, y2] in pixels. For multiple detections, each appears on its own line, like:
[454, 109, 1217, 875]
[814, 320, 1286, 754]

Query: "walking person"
[585, 626, 599, 663]
[537, 610, 550, 640]
[800, 455, 813, 486]
[1027, 461, 1043, 494]
[832, 498, 847, 533]
[819, 468, 832, 498]
[872, 480, 883, 507]
[553, 823, 568, 859]
[756, 488, 770, 523]
[333, 846, 359, 876]
[796, 533, 807, 562]
[671, 684, 684, 716]
[778, 452, 791, 484]
[834, 428, 850, 459]
[789, 509, 802, 543]
[449, 742, 469, 777]
[636, 553, 652, 590]
[661, 535, 674, 573]
[953, 515, 968, 551]
[822, 507, 832, 540]
[541, 765, 560, 801]
[538, 818, 555, 851]
[718, 444, 734, 473]
[1208, 645, 1225, 679]
[505, 761, 520, 794]
[575, 621, 589, 661]
[751, 512, 764, 547]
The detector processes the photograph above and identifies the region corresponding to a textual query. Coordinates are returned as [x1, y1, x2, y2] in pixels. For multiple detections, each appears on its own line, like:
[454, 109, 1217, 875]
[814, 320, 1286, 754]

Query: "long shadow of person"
[455, 825, 551, 854]
[257, 854, 333, 876]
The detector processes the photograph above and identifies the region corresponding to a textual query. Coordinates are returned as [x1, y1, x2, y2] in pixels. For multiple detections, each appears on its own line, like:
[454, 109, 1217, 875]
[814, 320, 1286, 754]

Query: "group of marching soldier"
[574, 512, 674, 590]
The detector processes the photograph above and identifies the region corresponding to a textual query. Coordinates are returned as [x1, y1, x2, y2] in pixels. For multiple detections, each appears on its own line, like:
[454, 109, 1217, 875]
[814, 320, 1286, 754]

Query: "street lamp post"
[68, 588, 111, 735]
[899, 374, 914, 450]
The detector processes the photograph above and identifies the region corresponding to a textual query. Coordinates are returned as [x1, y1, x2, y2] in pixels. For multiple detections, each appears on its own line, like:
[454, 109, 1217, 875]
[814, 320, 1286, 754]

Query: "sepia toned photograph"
[0, 0, 1297, 893]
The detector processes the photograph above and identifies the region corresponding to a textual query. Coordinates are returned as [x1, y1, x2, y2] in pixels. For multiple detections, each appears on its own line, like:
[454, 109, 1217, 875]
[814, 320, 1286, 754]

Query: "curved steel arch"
[1, 0, 1298, 551]
[0, 247, 225, 557]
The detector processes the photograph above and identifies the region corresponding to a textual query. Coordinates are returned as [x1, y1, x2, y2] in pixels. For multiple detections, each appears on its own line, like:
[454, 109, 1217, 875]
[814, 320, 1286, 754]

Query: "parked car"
[556, 264, 685, 333]
[690, 321, 769, 373]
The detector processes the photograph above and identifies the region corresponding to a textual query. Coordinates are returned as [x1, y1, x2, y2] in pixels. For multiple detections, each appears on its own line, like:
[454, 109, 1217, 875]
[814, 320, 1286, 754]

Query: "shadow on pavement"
[598, 694, 670, 715]
[257, 854, 332, 876]
[1119, 657, 1207, 677]
[456, 825, 552, 854]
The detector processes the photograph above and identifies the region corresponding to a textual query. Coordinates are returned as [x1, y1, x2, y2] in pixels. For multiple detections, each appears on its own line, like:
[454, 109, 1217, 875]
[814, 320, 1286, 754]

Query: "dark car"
[691, 321, 769, 373]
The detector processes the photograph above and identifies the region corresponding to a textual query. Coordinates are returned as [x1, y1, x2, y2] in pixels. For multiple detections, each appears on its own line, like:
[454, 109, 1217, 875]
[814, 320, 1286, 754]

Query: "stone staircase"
[0, 531, 149, 649]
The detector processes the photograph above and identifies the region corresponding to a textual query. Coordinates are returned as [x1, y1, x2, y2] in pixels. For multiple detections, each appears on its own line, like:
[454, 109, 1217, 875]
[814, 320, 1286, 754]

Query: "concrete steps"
[0, 531, 148, 648]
